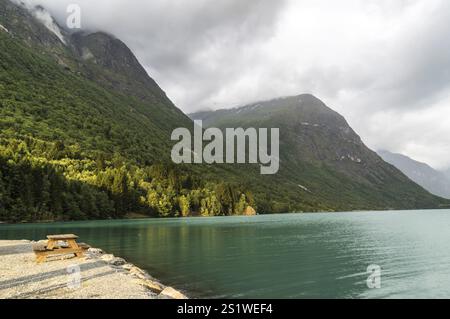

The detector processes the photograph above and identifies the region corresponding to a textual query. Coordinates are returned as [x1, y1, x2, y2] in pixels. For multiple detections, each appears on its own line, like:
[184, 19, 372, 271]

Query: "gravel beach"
[0, 240, 188, 299]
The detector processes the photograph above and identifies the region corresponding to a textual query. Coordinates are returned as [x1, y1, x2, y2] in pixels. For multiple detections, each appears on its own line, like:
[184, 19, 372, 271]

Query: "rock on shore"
[0, 240, 187, 299]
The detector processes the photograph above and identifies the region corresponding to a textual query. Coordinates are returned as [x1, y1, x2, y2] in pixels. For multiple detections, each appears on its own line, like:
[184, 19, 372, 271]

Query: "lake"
[1, 210, 450, 298]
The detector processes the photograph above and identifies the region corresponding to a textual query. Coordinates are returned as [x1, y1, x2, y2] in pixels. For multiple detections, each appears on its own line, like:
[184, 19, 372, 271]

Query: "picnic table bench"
[32, 234, 90, 263]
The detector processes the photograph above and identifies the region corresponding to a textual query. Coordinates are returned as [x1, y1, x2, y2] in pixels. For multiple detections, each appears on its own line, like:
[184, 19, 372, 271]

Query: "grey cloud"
[24, 0, 287, 110]
[363, 2, 450, 113]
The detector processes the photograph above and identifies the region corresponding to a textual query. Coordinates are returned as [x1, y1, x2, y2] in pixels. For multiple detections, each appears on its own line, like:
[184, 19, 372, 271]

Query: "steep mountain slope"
[378, 150, 450, 199]
[190, 94, 448, 211]
[0, 0, 191, 164]
[0, 0, 254, 222]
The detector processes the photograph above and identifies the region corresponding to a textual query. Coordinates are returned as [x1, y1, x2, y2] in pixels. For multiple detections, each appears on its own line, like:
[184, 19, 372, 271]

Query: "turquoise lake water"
[1, 210, 450, 298]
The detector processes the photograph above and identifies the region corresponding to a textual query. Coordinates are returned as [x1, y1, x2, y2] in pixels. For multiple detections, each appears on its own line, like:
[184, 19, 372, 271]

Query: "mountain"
[0, 0, 255, 222]
[0, 0, 191, 164]
[378, 150, 450, 199]
[0, 0, 447, 222]
[190, 94, 449, 211]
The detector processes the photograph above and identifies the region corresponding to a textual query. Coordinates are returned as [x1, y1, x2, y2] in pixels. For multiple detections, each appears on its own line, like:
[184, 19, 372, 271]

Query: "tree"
[178, 195, 190, 217]
[235, 194, 247, 215]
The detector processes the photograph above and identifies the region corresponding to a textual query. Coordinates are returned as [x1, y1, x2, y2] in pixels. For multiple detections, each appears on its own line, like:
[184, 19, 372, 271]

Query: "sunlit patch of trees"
[0, 137, 255, 222]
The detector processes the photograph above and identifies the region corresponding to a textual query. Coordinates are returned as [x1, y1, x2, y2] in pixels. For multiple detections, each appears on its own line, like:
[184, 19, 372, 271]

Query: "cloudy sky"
[19, 0, 450, 169]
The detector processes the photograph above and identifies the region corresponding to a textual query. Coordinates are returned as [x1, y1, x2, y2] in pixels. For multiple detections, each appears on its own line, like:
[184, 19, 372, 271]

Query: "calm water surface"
[1, 210, 450, 298]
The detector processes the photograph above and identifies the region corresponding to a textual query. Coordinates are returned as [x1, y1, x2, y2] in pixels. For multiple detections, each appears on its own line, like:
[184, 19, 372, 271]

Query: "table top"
[46, 234, 79, 240]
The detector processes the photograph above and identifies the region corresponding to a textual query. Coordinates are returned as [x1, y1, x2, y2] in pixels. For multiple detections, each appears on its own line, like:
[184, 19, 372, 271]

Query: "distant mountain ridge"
[378, 150, 450, 199]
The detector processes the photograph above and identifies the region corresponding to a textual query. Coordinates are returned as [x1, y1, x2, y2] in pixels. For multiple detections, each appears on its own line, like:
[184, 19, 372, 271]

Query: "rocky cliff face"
[0, 1, 69, 50]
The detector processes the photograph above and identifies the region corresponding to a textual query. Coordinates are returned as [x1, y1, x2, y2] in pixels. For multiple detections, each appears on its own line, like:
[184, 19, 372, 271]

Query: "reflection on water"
[1, 210, 450, 298]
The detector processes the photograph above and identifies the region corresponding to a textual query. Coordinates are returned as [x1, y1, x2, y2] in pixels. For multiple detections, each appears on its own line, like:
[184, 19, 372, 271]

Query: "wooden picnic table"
[33, 234, 90, 263]
[46, 234, 79, 250]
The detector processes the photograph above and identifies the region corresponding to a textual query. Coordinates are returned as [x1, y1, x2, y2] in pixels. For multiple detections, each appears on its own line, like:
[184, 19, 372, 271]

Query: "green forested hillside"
[0, 136, 254, 222]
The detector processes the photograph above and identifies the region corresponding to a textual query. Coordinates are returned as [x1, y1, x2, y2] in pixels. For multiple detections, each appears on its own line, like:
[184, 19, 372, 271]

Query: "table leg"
[67, 240, 80, 249]
[68, 240, 83, 258]
[47, 239, 56, 250]
[35, 252, 47, 263]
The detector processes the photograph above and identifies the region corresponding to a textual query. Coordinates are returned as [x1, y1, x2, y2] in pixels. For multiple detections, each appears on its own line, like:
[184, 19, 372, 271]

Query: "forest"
[0, 137, 255, 223]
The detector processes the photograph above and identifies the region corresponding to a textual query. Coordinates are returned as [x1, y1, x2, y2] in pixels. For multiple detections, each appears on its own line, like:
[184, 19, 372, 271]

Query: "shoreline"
[0, 240, 188, 299]
[2, 208, 450, 225]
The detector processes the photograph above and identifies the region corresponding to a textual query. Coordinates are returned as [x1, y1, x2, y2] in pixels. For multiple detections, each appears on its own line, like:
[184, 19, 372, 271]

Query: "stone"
[122, 263, 134, 271]
[159, 287, 188, 299]
[244, 206, 257, 216]
[109, 257, 126, 266]
[88, 248, 104, 255]
[129, 266, 153, 279]
[100, 254, 114, 262]
[141, 279, 165, 293]
[86, 248, 104, 260]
